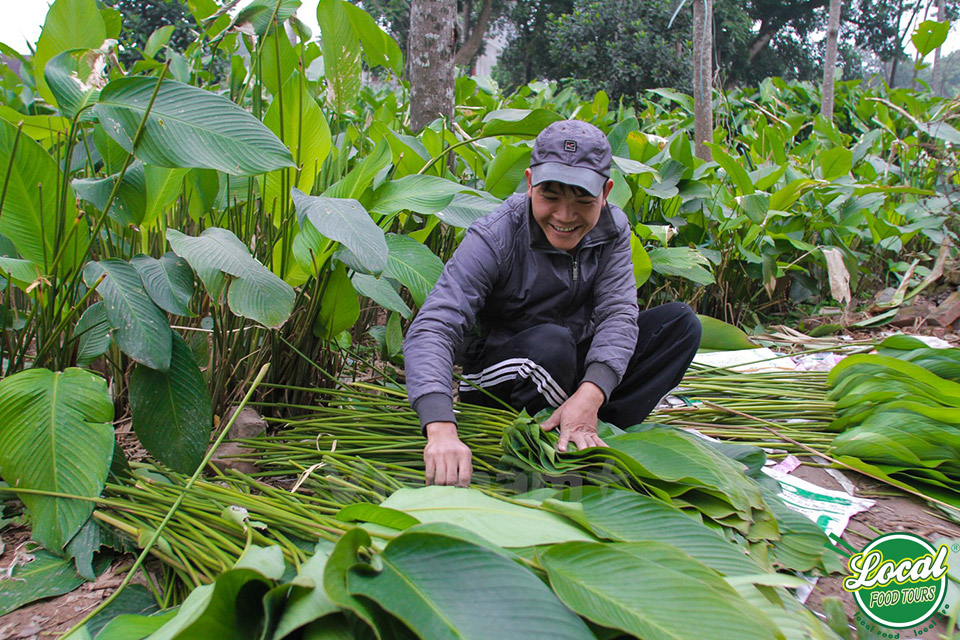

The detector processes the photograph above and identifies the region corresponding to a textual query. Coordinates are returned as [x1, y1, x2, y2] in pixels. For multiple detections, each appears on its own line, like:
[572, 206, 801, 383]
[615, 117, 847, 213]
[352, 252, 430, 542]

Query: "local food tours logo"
[833, 532, 951, 633]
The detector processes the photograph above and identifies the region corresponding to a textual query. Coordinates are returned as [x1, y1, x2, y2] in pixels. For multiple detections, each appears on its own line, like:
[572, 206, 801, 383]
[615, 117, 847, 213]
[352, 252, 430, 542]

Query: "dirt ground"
[0, 521, 139, 640]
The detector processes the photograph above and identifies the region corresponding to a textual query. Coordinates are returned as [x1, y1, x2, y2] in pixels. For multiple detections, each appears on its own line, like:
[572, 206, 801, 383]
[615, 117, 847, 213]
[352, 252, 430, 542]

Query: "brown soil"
[0, 520, 147, 640]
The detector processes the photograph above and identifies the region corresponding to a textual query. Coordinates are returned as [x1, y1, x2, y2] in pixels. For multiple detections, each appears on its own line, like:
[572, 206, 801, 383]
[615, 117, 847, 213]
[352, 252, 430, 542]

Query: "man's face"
[525, 169, 613, 253]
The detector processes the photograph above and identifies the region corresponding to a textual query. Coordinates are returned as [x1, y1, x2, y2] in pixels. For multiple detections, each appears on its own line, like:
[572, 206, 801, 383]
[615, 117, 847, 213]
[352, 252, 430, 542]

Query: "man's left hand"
[541, 382, 609, 452]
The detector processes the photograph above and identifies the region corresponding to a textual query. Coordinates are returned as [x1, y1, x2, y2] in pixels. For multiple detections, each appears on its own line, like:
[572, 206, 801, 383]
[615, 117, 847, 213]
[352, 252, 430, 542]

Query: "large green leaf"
[93, 612, 177, 640]
[541, 541, 784, 640]
[0, 117, 85, 275]
[369, 175, 483, 216]
[317, 0, 362, 113]
[708, 145, 755, 195]
[263, 72, 332, 213]
[820, 147, 853, 180]
[352, 273, 412, 319]
[0, 257, 42, 292]
[434, 193, 499, 228]
[0, 106, 70, 145]
[917, 121, 960, 146]
[0, 550, 85, 615]
[697, 315, 758, 350]
[34, 0, 106, 106]
[272, 549, 339, 640]
[324, 138, 392, 199]
[349, 529, 595, 640]
[292, 189, 388, 274]
[0, 368, 113, 551]
[129, 333, 212, 474]
[649, 247, 715, 286]
[543, 487, 765, 577]
[234, 0, 300, 36]
[606, 429, 767, 523]
[144, 25, 175, 58]
[149, 548, 280, 640]
[167, 228, 295, 329]
[315, 263, 360, 339]
[261, 29, 299, 97]
[84, 584, 160, 638]
[44, 49, 103, 120]
[630, 233, 652, 288]
[383, 234, 443, 307]
[142, 166, 189, 228]
[381, 486, 595, 547]
[94, 78, 294, 176]
[912, 20, 951, 57]
[130, 252, 195, 317]
[74, 301, 112, 367]
[484, 145, 530, 199]
[343, 1, 403, 73]
[323, 527, 388, 633]
[480, 109, 564, 137]
[769, 178, 816, 211]
[84, 259, 172, 371]
[74, 161, 147, 227]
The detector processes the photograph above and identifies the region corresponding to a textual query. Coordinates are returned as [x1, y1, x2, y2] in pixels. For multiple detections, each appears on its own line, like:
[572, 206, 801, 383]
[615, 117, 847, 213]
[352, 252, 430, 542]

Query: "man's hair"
[535, 181, 595, 199]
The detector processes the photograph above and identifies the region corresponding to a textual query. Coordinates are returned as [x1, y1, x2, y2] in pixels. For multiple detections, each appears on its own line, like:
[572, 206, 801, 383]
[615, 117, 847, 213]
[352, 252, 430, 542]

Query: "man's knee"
[638, 302, 701, 351]
[514, 324, 578, 372]
[666, 302, 701, 349]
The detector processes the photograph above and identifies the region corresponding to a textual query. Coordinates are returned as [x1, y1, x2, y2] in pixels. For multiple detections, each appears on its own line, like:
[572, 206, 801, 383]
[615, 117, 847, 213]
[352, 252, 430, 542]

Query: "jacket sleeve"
[580, 220, 639, 400]
[403, 226, 502, 431]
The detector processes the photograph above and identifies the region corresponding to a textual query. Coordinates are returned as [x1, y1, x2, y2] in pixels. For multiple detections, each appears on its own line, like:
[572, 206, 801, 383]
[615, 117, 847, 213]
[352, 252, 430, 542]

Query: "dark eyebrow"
[540, 182, 560, 194]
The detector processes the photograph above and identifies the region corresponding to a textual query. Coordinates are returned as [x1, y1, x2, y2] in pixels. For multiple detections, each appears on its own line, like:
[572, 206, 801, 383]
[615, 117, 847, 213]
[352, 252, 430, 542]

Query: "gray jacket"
[404, 192, 640, 428]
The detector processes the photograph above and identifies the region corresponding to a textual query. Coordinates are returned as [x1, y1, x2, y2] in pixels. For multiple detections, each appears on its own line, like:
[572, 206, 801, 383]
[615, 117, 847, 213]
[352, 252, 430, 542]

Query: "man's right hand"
[424, 422, 473, 487]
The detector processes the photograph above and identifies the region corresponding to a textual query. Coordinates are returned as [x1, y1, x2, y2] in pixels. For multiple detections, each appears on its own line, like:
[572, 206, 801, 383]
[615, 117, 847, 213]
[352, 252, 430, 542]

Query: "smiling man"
[403, 120, 702, 487]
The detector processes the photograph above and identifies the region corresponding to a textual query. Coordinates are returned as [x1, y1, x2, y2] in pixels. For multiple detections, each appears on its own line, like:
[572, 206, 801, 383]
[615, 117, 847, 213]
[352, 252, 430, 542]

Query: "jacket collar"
[527, 196, 619, 253]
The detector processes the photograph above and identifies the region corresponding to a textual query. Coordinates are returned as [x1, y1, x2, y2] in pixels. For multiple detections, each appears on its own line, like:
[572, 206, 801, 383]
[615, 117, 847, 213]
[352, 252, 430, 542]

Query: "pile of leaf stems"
[241, 381, 518, 479]
[95, 463, 351, 594]
[648, 369, 836, 455]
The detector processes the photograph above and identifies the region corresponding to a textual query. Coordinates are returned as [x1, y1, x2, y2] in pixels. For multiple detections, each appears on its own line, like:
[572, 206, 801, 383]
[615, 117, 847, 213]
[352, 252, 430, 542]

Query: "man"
[403, 120, 701, 487]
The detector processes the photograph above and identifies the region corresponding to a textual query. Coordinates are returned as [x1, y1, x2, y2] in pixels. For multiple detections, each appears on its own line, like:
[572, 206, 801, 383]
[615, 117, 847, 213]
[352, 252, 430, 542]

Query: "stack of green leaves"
[827, 337, 960, 507]
[500, 415, 838, 575]
[500, 416, 777, 539]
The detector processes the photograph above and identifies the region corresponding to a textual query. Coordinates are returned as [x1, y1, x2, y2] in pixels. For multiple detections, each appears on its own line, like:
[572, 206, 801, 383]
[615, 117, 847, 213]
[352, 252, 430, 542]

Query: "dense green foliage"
[494, 0, 960, 98]
[103, 0, 199, 68]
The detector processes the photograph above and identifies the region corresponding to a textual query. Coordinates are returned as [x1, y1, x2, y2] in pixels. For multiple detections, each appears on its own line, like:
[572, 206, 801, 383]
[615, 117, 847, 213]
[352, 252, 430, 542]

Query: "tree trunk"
[748, 24, 775, 63]
[820, 0, 842, 118]
[934, 0, 946, 95]
[409, 0, 457, 132]
[455, 0, 494, 66]
[693, 0, 713, 161]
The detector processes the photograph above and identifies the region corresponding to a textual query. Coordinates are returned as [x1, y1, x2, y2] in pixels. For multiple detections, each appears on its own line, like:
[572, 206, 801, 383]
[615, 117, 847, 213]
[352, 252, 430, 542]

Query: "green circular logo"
[843, 533, 950, 629]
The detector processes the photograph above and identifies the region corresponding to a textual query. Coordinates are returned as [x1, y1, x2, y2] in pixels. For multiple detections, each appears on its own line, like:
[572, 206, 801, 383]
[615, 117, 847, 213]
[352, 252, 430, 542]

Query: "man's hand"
[424, 422, 473, 487]
[541, 382, 608, 452]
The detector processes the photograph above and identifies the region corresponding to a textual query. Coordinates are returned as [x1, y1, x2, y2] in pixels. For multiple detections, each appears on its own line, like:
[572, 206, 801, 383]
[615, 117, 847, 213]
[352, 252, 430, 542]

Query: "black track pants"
[458, 302, 702, 428]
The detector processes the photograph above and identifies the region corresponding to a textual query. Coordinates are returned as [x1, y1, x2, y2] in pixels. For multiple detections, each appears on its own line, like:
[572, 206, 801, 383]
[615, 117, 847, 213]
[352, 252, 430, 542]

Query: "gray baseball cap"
[529, 120, 612, 197]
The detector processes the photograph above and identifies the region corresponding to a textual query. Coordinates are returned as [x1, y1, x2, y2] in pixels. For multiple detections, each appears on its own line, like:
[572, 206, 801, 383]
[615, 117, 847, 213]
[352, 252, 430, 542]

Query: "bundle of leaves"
[499, 414, 835, 574]
[827, 337, 960, 507]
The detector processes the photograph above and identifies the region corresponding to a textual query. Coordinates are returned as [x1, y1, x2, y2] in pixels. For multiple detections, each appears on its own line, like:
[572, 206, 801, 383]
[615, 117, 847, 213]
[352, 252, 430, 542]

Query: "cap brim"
[530, 163, 607, 197]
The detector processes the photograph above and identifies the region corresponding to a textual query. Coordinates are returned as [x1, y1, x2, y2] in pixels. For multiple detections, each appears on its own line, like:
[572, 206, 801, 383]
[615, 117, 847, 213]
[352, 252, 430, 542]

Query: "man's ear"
[525, 168, 534, 198]
[601, 178, 614, 203]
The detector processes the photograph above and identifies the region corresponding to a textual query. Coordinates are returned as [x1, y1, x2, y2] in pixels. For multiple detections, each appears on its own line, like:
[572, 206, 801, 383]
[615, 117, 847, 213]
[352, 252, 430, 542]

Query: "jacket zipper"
[558, 250, 581, 323]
